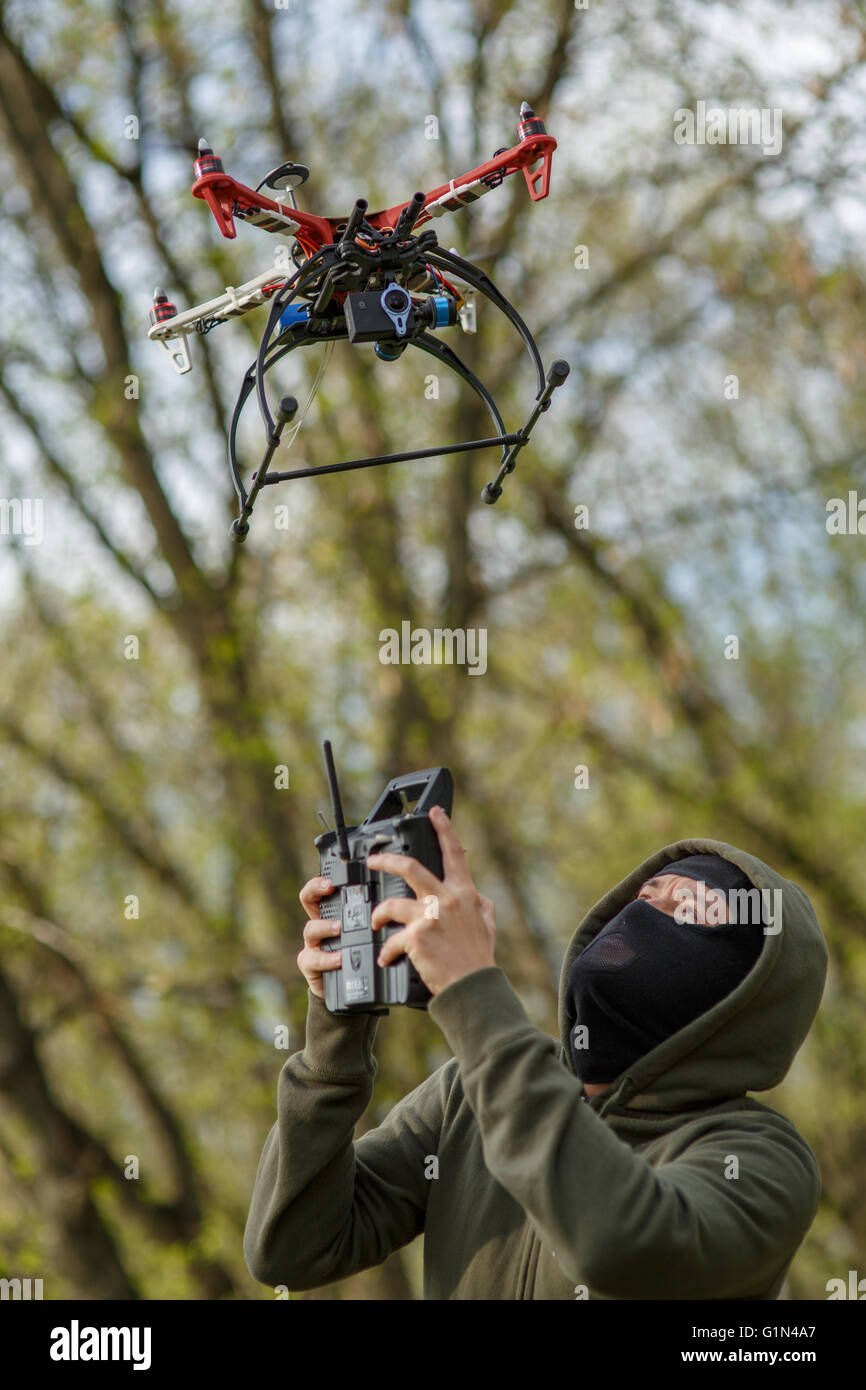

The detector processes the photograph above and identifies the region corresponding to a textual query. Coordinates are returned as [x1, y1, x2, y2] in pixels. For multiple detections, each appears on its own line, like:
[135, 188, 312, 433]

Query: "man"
[243, 807, 828, 1299]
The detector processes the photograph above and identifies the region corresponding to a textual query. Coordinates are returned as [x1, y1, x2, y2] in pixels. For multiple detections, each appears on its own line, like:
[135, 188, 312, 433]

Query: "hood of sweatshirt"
[557, 836, 828, 1120]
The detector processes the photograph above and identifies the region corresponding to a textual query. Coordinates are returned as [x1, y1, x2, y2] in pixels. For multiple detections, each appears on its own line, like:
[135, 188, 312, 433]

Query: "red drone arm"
[191, 142, 335, 256]
[191, 105, 556, 255]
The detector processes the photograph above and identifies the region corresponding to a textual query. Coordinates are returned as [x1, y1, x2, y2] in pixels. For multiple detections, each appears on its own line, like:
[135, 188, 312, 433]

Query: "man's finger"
[377, 925, 413, 969]
[429, 806, 473, 883]
[370, 897, 420, 931]
[299, 877, 332, 917]
[366, 851, 441, 898]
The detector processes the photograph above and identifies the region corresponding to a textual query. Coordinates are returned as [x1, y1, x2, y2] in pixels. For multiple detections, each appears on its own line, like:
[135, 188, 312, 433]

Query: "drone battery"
[278, 303, 310, 331]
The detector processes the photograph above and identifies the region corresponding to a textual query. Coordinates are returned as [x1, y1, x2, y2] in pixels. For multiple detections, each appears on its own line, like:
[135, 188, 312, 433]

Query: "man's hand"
[367, 806, 497, 996]
[296, 875, 341, 1000]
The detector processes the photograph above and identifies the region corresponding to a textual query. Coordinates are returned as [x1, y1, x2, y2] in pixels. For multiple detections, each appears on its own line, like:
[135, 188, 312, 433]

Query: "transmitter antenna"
[322, 740, 351, 861]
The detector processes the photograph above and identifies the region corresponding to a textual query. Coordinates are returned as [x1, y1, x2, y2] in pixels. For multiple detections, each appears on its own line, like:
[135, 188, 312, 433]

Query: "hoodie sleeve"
[243, 989, 444, 1292]
[428, 966, 820, 1300]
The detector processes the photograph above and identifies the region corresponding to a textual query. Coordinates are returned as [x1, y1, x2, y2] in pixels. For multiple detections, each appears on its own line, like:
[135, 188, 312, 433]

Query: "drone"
[148, 102, 570, 542]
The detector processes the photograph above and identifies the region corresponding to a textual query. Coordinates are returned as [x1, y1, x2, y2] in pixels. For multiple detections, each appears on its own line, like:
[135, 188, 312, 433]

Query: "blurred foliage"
[0, 0, 865, 1298]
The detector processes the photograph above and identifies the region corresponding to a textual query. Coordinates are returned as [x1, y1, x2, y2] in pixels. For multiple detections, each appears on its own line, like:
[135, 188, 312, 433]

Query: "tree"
[0, 0, 864, 1298]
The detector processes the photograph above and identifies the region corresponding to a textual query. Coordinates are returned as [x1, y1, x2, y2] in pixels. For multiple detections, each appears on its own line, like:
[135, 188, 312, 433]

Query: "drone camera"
[345, 287, 457, 348]
[345, 288, 415, 344]
[374, 341, 408, 362]
[381, 285, 412, 335]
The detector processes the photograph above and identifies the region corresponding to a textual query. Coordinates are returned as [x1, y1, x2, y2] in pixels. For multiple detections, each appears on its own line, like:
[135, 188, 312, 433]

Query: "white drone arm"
[148, 266, 290, 374]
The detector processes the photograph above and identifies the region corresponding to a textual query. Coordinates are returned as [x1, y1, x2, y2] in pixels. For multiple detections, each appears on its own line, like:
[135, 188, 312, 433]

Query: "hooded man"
[243, 808, 828, 1300]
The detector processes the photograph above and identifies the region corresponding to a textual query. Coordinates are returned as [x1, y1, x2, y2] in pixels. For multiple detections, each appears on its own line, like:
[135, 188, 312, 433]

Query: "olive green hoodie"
[243, 837, 828, 1299]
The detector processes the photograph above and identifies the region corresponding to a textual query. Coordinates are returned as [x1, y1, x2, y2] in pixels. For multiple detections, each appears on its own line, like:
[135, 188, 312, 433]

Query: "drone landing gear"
[481, 358, 570, 504]
[230, 395, 299, 542]
[229, 359, 570, 543]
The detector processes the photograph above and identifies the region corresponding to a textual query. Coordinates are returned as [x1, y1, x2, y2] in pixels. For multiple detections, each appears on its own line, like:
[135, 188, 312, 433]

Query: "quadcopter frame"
[148, 103, 570, 542]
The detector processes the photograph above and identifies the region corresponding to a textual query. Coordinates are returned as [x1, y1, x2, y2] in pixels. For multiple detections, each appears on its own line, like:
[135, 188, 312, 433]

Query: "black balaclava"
[566, 854, 764, 1085]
